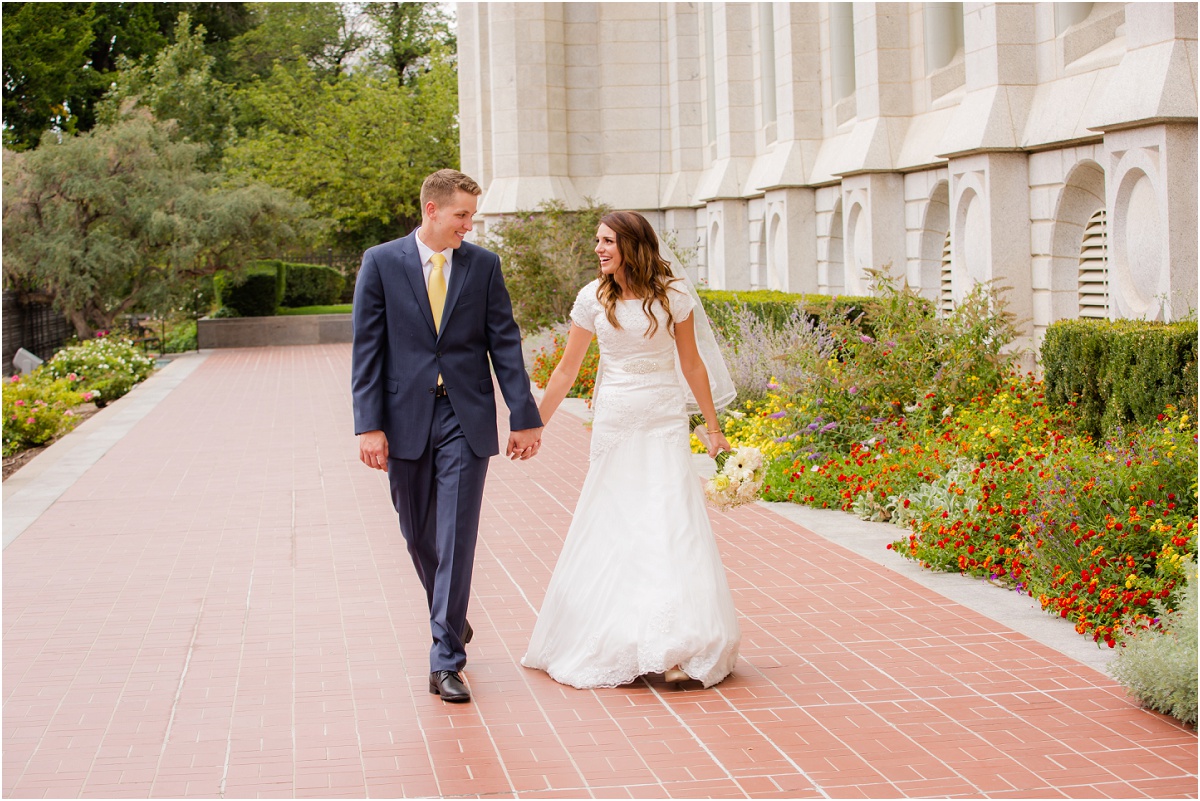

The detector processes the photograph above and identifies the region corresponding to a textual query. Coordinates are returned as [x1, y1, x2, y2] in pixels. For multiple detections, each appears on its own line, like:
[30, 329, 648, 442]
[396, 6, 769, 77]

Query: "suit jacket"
[351, 231, 542, 459]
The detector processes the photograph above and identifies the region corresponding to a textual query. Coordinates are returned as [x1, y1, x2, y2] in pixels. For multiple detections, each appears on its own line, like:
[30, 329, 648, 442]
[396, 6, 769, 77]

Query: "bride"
[521, 210, 741, 689]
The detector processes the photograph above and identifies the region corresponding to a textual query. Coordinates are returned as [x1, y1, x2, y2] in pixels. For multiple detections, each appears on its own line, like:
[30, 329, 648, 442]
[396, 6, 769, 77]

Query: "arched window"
[1078, 208, 1108, 318]
[940, 230, 954, 316]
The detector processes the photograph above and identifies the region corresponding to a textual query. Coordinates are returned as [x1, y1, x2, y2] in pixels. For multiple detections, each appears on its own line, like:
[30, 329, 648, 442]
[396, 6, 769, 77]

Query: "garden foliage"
[2, 373, 90, 456]
[214, 263, 284, 317]
[4, 336, 157, 456]
[709, 274, 1196, 666]
[1042, 318, 1198, 439]
[1, 111, 307, 337]
[529, 329, 600, 401]
[482, 200, 612, 333]
[1109, 559, 1197, 727]
[279, 261, 345, 307]
[699, 289, 877, 340]
[43, 336, 156, 406]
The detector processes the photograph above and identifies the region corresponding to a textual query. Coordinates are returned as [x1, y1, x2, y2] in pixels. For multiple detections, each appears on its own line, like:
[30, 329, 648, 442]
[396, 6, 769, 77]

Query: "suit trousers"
[387, 396, 490, 672]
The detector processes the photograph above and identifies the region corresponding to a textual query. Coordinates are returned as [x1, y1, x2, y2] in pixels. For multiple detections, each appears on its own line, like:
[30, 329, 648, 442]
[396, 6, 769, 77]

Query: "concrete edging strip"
[3, 351, 210, 549]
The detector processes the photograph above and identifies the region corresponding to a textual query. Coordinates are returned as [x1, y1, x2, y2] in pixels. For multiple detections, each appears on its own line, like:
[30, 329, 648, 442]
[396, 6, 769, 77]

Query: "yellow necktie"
[428, 253, 447, 332]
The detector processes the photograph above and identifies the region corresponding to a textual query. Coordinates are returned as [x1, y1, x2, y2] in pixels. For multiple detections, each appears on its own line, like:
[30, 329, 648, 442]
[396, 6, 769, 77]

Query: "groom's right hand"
[359, 430, 389, 470]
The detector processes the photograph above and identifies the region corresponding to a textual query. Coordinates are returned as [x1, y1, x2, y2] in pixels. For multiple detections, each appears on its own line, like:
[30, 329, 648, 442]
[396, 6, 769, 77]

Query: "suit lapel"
[399, 233, 438, 336]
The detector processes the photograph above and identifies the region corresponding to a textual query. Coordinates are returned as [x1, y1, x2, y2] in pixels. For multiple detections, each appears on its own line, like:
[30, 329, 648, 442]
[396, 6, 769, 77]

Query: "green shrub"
[281, 262, 345, 307]
[162, 319, 197, 353]
[1042, 319, 1198, 439]
[2, 372, 89, 455]
[214, 262, 284, 317]
[699, 289, 879, 339]
[43, 337, 156, 406]
[482, 199, 612, 332]
[1109, 559, 1198, 726]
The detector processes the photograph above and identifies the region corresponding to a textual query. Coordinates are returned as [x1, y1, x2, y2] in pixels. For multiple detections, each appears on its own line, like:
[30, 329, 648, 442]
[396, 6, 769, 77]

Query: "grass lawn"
[276, 304, 352, 315]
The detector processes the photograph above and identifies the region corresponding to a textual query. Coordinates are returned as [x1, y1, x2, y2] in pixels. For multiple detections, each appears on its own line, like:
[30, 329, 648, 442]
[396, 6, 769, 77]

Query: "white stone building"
[457, 2, 1197, 348]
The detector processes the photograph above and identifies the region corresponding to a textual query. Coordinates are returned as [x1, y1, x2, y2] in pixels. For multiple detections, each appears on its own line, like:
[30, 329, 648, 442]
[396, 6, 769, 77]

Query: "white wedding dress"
[521, 280, 741, 689]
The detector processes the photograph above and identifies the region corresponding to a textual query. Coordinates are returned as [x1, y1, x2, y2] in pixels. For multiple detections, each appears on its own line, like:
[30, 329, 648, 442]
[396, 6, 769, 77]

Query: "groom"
[351, 169, 543, 703]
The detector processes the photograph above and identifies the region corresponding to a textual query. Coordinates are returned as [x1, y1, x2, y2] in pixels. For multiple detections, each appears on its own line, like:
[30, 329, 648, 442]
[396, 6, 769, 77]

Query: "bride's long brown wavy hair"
[596, 211, 681, 339]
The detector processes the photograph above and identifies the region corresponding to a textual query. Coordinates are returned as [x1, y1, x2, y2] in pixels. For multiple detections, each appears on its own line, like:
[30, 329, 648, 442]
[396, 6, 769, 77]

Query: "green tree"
[363, 2, 456, 85]
[225, 44, 458, 251]
[98, 14, 236, 169]
[3, 2, 255, 150]
[2, 111, 310, 337]
[226, 2, 370, 86]
[2, 3, 98, 149]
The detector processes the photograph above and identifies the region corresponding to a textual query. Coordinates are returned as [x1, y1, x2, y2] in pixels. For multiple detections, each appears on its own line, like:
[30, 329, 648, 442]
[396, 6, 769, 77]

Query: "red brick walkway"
[3, 345, 1196, 798]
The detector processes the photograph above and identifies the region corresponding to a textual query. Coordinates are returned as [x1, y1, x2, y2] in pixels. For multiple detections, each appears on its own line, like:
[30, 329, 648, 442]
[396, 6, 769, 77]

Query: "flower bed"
[3, 336, 155, 459]
[752, 372, 1196, 648]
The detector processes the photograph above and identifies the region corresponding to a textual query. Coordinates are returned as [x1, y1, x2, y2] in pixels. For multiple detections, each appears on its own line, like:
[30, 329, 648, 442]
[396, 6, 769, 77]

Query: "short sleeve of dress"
[570, 280, 600, 332]
[668, 282, 696, 322]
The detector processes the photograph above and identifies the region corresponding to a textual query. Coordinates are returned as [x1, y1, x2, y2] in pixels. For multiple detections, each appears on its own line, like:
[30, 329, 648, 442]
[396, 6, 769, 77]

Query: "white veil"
[661, 242, 737, 415]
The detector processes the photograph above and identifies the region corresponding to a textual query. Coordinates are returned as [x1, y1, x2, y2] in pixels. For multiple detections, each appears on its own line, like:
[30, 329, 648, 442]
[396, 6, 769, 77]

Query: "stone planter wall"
[197, 314, 352, 349]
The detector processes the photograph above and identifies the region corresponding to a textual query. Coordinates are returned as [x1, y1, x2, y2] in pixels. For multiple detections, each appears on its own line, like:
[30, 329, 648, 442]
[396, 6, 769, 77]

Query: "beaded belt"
[615, 356, 675, 374]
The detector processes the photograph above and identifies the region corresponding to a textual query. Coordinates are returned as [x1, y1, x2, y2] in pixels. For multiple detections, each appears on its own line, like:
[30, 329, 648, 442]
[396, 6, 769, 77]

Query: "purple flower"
[768, 410, 786, 419]
[806, 422, 820, 432]
[860, 335, 874, 344]
[848, 386, 858, 395]
[820, 422, 838, 433]
[766, 381, 779, 390]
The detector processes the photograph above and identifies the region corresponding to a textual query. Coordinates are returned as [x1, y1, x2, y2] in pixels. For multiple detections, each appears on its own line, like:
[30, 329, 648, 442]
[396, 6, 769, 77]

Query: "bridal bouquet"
[704, 446, 765, 510]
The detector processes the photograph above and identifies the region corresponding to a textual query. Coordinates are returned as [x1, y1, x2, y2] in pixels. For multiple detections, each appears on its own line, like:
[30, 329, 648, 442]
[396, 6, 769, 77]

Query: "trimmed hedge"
[214, 262, 284, 317]
[698, 289, 891, 337]
[1042, 318, 1198, 438]
[281, 262, 345, 307]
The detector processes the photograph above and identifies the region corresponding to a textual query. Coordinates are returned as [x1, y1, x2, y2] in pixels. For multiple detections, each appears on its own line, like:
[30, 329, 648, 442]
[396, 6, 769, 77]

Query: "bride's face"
[595, 223, 624, 277]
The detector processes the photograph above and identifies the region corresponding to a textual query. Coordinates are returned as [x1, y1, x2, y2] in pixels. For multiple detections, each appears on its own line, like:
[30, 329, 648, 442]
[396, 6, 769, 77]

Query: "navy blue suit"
[351, 231, 541, 671]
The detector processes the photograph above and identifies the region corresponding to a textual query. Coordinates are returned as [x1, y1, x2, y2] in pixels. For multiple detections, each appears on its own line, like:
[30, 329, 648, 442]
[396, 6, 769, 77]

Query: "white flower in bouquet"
[704, 446, 765, 511]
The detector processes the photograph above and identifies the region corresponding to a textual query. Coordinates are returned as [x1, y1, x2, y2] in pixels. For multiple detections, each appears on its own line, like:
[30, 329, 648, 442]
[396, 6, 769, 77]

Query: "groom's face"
[423, 190, 478, 251]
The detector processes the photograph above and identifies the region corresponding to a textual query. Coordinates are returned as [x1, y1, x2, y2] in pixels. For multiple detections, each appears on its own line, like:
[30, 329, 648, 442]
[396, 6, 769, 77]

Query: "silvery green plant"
[1109, 559, 1197, 726]
[713, 304, 834, 401]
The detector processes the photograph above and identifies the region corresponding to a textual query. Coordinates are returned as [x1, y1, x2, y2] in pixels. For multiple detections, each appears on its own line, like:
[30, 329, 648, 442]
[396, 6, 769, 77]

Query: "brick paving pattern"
[4, 345, 1196, 798]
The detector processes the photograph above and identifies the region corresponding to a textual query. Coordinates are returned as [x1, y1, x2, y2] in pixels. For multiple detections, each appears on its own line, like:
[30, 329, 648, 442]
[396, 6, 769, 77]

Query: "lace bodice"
[570, 280, 696, 461]
[570, 279, 694, 364]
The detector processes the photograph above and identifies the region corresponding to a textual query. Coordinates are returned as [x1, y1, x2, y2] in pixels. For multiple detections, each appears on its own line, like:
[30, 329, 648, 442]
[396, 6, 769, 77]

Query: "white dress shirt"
[415, 227, 454, 289]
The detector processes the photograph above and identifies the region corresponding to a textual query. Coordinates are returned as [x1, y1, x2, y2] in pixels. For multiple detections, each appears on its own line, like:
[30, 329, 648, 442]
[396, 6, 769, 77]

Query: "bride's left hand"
[707, 431, 732, 458]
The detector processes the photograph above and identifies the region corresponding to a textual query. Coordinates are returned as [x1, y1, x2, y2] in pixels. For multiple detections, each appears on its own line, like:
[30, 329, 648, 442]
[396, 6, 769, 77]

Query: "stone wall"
[459, 2, 1198, 346]
[197, 315, 352, 350]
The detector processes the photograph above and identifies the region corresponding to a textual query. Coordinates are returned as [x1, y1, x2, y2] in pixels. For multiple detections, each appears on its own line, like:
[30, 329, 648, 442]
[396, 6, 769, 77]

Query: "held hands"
[507, 427, 543, 460]
[358, 430, 389, 471]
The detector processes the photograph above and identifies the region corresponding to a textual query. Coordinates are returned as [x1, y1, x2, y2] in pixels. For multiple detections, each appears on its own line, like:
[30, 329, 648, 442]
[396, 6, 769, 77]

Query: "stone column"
[1103, 123, 1198, 321]
[456, 3, 490, 188]
[948, 152, 1034, 346]
[479, 2, 581, 215]
[840, 173, 907, 295]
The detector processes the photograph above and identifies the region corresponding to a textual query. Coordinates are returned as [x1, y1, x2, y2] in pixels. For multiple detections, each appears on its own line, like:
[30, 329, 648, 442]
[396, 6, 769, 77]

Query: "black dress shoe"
[463, 619, 473, 644]
[429, 670, 471, 702]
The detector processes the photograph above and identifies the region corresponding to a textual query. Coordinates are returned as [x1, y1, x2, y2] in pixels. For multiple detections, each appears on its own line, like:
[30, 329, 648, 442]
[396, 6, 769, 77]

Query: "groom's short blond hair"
[421, 169, 482, 210]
